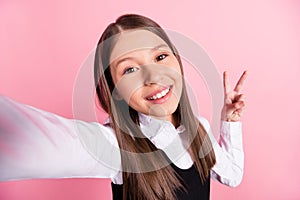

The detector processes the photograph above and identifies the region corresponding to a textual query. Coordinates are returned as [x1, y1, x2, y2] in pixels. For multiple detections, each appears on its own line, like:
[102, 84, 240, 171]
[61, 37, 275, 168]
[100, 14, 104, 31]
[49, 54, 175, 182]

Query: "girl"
[0, 14, 247, 200]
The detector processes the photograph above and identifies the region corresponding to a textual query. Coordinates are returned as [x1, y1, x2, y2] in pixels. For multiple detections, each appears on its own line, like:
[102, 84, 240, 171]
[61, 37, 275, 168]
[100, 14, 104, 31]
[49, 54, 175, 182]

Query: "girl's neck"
[150, 114, 179, 128]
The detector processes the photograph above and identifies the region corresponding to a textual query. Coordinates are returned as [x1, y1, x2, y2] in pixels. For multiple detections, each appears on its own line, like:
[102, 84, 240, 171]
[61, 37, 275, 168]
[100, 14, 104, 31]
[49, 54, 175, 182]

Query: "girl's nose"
[142, 65, 164, 86]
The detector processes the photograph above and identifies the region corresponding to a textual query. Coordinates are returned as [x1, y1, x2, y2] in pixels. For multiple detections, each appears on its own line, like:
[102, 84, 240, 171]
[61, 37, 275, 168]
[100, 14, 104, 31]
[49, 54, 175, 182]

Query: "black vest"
[111, 163, 210, 200]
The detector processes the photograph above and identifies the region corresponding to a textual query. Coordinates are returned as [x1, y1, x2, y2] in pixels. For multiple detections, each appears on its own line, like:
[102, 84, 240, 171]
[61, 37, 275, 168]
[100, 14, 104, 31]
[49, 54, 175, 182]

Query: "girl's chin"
[146, 105, 178, 119]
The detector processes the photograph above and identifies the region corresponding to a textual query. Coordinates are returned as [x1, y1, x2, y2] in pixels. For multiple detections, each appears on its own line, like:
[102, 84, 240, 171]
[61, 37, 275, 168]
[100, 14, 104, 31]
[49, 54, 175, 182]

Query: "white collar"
[104, 112, 186, 138]
[138, 112, 186, 138]
[104, 112, 193, 171]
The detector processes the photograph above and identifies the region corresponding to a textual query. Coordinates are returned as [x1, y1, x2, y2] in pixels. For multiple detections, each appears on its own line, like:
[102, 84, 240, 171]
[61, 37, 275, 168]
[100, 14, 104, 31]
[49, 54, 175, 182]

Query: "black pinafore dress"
[111, 163, 210, 200]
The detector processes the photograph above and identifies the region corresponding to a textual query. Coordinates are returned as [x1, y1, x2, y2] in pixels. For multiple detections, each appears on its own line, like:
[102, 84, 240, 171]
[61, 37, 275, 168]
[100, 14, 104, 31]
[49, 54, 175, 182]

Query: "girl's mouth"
[145, 85, 173, 104]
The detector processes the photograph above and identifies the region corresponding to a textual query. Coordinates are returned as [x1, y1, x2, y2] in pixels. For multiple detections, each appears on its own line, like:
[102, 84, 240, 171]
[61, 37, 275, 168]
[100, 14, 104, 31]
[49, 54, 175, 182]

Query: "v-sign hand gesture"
[221, 71, 248, 122]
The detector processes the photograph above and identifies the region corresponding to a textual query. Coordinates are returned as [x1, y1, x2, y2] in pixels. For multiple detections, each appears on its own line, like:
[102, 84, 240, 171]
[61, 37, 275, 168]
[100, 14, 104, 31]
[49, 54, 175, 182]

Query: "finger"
[225, 102, 245, 119]
[234, 108, 244, 118]
[234, 101, 245, 109]
[233, 111, 243, 120]
[235, 108, 244, 114]
[223, 71, 231, 94]
[234, 70, 248, 93]
[225, 102, 240, 113]
[232, 93, 246, 103]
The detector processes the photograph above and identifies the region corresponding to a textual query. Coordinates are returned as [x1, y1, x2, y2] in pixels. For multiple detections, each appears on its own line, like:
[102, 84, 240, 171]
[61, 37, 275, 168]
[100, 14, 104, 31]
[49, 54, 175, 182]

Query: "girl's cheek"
[114, 75, 144, 102]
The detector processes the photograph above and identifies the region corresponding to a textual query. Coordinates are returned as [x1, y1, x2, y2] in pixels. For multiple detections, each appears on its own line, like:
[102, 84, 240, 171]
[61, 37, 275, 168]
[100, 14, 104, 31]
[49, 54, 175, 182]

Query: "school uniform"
[0, 95, 244, 199]
[111, 163, 211, 200]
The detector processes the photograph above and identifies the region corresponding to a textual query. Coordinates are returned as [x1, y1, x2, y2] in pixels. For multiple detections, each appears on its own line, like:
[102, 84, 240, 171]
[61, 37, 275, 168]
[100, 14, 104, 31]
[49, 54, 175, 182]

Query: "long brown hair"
[94, 14, 216, 200]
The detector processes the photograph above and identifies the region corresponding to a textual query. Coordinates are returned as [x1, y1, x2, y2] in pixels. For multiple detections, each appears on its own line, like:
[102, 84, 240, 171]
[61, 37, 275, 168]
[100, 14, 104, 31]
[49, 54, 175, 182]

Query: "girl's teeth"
[161, 90, 167, 96]
[148, 87, 170, 100]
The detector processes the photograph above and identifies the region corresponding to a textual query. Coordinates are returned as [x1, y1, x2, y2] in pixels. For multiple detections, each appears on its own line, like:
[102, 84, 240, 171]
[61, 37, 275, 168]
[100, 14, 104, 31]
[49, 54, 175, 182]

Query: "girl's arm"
[203, 70, 246, 187]
[199, 117, 244, 187]
[0, 95, 121, 182]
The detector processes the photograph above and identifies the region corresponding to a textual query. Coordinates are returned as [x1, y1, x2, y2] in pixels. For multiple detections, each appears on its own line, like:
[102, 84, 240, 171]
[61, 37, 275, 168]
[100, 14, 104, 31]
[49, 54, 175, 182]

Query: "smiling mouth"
[146, 86, 172, 100]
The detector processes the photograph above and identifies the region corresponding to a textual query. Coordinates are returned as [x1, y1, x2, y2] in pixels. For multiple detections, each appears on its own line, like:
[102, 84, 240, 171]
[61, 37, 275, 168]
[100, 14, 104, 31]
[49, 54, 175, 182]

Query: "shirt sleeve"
[0, 95, 121, 182]
[198, 117, 244, 187]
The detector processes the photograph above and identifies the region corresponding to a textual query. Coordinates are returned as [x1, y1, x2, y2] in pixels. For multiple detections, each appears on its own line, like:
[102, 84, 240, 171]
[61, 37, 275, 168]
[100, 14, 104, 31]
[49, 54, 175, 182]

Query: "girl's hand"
[221, 71, 248, 122]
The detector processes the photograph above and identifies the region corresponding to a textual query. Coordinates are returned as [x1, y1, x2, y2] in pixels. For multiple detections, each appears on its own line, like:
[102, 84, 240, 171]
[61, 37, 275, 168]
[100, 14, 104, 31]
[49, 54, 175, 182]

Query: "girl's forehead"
[110, 30, 169, 63]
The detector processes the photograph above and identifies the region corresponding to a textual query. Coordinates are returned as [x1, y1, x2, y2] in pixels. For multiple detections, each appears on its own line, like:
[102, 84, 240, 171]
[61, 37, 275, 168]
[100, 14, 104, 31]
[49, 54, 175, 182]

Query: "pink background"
[1, 0, 300, 199]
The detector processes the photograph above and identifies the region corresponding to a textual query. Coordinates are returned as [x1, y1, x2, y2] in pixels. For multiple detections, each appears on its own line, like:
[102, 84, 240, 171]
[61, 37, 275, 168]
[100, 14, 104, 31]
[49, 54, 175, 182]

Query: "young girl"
[0, 14, 247, 200]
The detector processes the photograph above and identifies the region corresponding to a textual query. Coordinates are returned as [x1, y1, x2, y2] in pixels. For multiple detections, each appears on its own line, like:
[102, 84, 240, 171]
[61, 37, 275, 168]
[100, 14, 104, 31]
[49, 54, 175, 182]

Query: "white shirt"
[0, 95, 244, 187]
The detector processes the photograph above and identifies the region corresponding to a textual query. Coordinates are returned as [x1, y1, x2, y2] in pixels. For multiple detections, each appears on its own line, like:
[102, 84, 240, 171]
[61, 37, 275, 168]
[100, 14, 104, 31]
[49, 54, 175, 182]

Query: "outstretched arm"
[0, 95, 121, 181]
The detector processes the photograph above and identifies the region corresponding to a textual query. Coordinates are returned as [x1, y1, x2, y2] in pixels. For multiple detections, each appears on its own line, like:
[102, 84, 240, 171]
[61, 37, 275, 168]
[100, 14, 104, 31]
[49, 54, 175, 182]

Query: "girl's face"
[109, 30, 182, 123]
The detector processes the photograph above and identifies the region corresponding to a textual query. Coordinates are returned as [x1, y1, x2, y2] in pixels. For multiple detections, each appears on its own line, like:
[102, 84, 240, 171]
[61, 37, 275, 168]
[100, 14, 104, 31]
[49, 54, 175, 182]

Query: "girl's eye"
[156, 54, 168, 61]
[123, 67, 139, 75]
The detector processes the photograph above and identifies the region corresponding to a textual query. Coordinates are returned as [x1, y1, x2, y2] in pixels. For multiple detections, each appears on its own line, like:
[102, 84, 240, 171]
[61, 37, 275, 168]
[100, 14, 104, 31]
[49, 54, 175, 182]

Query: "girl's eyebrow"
[113, 44, 170, 68]
[114, 57, 135, 68]
[150, 44, 169, 52]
